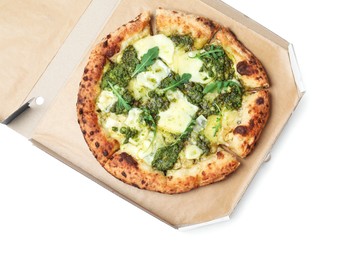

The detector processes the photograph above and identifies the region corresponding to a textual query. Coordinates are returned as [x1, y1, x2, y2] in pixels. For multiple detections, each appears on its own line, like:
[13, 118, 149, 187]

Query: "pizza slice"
[155, 7, 219, 50]
[77, 11, 152, 165]
[210, 27, 269, 90]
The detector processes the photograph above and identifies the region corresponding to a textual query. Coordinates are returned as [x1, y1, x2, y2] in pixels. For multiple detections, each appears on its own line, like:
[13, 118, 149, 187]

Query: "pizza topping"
[133, 34, 175, 65]
[119, 127, 139, 144]
[157, 90, 199, 134]
[132, 46, 159, 77]
[108, 82, 132, 112]
[171, 48, 211, 84]
[203, 80, 240, 94]
[135, 59, 170, 90]
[195, 133, 211, 155]
[101, 46, 139, 89]
[160, 73, 192, 92]
[96, 90, 117, 112]
[184, 144, 204, 160]
[145, 90, 170, 117]
[169, 35, 194, 50]
[152, 119, 196, 172]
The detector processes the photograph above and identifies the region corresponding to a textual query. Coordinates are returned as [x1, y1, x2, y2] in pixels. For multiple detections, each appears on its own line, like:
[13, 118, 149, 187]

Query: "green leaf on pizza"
[131, 46, 159, 77]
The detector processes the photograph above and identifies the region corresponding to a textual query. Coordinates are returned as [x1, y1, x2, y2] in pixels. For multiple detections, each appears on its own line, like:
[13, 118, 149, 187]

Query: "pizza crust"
[104, 150, 239, 194]
[94, 11, 151, 62]
[211, 27, 269, 90]
[77, 52, 119, 165]
[155, 8, 219, 49]
[224, 90, 270, 158]
[165, 149, 240, 193]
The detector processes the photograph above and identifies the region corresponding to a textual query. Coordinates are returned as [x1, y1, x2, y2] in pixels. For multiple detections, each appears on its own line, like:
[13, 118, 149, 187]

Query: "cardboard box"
[0, 0, 304, 229]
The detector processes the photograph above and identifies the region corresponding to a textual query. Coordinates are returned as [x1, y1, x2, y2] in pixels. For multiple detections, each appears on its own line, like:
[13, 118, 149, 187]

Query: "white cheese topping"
[157, 90, 199, 134]
[184, 144, 204, 160]
[171, 48, 212, 84]
[97, 90, 117, 112]
[133, 34, 175, 65]
[135, 59, 170, 90]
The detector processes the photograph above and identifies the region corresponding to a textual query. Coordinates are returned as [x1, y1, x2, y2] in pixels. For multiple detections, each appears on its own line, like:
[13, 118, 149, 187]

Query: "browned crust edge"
[227, 90, 270, 158]
[104, 150, 240, 194]
[155, 7, 219, 49]
[93, 11, 151, 59]
[212, 27, 270, 90]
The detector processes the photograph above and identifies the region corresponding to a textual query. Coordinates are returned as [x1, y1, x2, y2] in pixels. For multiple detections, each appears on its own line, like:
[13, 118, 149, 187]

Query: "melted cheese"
[184, 144, 203, 160]
[133, 34, 175, 65]
[171, 48, 212, 84]
[158, 90, 199, 134]
[97, 90, 117, 112]
[135, 59, 170, 90]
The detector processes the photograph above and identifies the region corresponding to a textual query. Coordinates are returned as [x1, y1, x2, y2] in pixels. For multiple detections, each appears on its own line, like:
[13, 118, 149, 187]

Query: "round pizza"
[76, 8, 270, 194]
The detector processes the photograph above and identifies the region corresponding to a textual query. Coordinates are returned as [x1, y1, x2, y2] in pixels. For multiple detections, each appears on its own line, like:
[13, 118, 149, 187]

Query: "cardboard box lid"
[2, 0, 304, 228]
[0, 0, 93, 122]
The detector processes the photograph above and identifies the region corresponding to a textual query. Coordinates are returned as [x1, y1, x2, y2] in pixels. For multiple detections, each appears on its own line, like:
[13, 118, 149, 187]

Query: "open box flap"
[0, 0, 93, 123]
[2, 0, 120, 138]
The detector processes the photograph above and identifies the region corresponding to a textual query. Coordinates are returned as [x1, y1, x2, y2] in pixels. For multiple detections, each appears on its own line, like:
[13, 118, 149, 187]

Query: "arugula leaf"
[203, 80, 240, 94]
[152, 118, 196, 172]
[131, 46, 159, 77]
[108, 81, 131, 111]
[192, 45, 224, 59]
[141, 108, 157, 150]
[162, 73, 192, 92]
[174, 118, 196, 144]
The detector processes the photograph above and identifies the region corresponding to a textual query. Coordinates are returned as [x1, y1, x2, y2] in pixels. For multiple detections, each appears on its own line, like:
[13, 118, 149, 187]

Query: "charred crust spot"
[234, 125, 248, 136]
[82, 130, 86, 135]
[83, 76, 88, 81]
[90, 131, 94, 135]
[79, 108, 83, 115]
[119, 152, 138, 169]
[256, 97, 265, 105]
[132, 183, 140, 189]
[237, 60, 254, 76]
[141, 180, 146, 185]
[249, 119, 255, 128]
[106, 34, 111, 39]
[121, 171, 127, 178]
[84, 68, 89, 74]
[103, 150, 109, 157]
[103, 40, 108, 48]
[196, 17, 216, 30]
[216, 151, 224, 159]
[95, 142, 100, 148]
[106, 48, 115, 58]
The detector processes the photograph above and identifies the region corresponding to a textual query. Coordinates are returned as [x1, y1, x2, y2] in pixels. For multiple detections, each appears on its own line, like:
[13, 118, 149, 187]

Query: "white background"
[1, 0, 363, 259]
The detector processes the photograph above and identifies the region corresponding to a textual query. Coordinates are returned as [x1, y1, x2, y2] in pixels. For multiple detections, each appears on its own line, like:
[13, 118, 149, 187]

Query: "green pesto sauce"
[196, 133, 211, 155]
[100, 46, 139, 114]
[152, 120, 195, 172]
[145, 90, 170, 118]
[199, 45, 235, 81]
[170, 35, 194, 50]
[101, 46, 139, 89]
[118, 127, 139, 144]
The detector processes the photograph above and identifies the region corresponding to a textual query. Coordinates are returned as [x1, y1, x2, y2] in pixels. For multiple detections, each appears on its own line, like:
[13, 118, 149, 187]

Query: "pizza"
[77, 8, 270, 194]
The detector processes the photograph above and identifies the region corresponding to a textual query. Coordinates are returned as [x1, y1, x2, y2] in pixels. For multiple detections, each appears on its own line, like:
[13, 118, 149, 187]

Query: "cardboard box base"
[1, 0, 304, 228]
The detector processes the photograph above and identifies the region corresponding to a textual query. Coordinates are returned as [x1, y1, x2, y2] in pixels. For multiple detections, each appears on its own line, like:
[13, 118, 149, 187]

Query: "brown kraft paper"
[31, 0, 302, 228]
